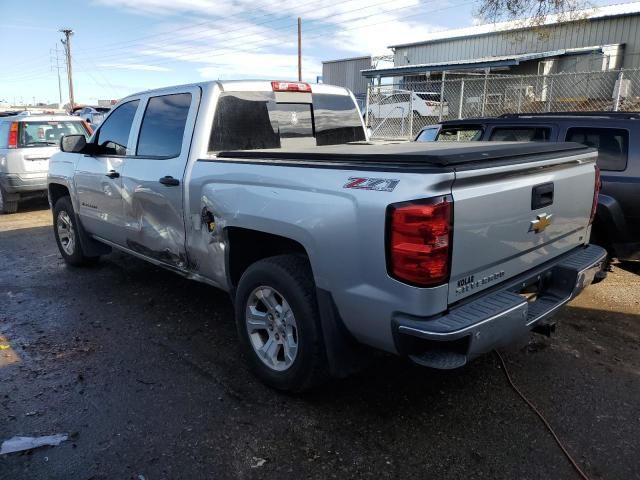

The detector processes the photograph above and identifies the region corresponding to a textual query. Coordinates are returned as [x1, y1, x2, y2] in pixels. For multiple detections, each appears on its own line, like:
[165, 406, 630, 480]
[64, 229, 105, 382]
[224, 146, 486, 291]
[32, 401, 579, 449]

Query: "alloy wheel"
[245, 286, 299, 371]
[57, 211, 75, 256]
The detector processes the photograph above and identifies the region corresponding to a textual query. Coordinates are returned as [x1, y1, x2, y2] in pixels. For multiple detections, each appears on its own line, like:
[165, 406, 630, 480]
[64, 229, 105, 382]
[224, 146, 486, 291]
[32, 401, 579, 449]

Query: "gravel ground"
[1, 202, 639, 480]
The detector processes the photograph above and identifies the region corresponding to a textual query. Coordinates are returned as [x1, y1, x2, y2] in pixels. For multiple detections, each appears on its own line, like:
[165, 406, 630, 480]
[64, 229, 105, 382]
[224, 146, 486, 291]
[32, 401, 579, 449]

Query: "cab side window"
[94, 100, 140, 156]
[136, 93, 191, 158]
[565, 127, 628, 171]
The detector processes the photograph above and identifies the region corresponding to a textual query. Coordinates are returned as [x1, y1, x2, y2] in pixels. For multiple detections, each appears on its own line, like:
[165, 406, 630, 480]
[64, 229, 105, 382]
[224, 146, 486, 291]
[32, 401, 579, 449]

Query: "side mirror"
[60, 134, 87, 153]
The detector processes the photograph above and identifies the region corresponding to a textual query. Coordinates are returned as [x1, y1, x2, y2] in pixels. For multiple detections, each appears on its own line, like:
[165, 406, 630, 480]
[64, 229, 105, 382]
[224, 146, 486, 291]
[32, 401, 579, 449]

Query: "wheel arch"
[225, 227, 310, 290]
[48, 182, 70, 208]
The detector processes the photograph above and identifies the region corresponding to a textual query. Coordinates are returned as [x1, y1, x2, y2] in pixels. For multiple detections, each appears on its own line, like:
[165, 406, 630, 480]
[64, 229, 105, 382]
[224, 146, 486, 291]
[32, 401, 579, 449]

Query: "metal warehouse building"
[365, 2, 640, 83]
[322, 56, 371, 109]
[323, 3, 640, 137]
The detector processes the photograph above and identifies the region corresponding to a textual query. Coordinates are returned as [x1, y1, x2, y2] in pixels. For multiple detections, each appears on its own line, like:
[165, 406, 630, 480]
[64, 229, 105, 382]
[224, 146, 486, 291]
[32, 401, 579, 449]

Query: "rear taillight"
[589, 164, 601, 225]
[7, 122, 18, 148]
[387, 196, 453, 287]
[425, 101, 438, 106]
[271, 81, 311, 92]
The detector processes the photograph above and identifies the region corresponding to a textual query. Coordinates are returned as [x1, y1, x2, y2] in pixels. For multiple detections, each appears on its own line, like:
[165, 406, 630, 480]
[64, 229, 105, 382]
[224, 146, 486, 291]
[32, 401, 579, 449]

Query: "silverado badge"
[530, 213, 553, 233]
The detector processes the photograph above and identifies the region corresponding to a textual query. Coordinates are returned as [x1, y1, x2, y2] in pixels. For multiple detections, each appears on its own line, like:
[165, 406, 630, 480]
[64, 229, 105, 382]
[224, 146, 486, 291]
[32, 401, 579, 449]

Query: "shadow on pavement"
[616, 260, 640, 275]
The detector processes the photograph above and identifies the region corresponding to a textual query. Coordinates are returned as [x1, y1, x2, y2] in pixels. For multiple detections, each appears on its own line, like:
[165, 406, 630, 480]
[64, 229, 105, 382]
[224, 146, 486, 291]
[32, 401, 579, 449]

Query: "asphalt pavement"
[1, 201, 639, 480]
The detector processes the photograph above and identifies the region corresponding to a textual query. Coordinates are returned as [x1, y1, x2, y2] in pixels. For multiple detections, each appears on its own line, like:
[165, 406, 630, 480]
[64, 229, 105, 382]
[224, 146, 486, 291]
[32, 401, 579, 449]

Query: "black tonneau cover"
[217, 141, 592, 170]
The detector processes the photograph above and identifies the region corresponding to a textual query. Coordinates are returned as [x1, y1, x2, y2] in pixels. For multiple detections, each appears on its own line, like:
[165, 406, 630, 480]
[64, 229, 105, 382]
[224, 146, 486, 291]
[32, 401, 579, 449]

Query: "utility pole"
[60, 29, 75, 110]
[50, 45, 63, 108]
[297, 17, 302, 81]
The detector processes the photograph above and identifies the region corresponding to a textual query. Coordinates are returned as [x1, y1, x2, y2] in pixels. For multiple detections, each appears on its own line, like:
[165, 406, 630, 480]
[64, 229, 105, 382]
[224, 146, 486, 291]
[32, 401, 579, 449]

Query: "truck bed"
[216, 141, 593, 171]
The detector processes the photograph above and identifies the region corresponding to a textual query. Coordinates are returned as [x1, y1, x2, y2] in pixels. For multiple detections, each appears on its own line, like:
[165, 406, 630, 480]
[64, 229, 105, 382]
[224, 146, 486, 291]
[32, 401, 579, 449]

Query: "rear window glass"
[18, 121, 88, 148]
[490, 127, 551, 142]
[566, 127, 628, 171]
[436, 127, 483, 142]
[209, 91, 364, 151]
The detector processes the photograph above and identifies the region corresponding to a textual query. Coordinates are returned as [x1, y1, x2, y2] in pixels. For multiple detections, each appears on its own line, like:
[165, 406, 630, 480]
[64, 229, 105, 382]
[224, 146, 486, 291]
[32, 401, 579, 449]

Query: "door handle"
[531, 182, 554, 209]
[105, 170, 120, 179]
[159, 176, 180, 186]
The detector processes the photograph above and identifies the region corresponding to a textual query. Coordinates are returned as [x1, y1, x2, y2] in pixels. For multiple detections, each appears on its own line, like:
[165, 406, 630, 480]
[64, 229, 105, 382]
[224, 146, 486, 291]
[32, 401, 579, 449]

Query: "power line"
[83, 0, 472, 72]
[68, 0, 437, 71]
[49, 45, 64, 106]
[2, 0, 425, 81]
[72, 0, 405, 65]
[2, 0, 471, 89]
[1, 0, 354, 81]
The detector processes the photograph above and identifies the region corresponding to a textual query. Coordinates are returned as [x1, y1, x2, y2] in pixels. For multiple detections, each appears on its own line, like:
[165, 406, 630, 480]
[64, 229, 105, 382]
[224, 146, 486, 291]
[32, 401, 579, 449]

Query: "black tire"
[234, 255, 328, 392]
[53, 196, 99, 266]
[0, 186, 18, 214]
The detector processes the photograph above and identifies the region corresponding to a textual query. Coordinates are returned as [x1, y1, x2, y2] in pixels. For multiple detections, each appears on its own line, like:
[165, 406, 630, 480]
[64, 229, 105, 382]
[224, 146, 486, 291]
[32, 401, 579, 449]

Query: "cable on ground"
[494, 350, 591, 480]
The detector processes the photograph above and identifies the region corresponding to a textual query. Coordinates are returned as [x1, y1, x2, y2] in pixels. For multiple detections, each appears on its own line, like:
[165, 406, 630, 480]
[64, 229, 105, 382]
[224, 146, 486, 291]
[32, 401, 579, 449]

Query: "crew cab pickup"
[48, 80, 606, 391]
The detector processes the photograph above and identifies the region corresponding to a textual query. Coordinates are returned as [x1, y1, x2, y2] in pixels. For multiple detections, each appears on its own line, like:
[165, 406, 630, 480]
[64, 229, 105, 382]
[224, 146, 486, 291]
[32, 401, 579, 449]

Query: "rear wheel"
[53, 196, 99, 266]
[235, 255, 328, 392]
[0, 186, 18, 214]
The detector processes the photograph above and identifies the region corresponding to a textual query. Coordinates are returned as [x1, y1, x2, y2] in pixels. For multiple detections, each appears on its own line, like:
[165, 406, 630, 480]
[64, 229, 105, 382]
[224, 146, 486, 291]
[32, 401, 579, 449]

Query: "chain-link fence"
[365, 68, 640, 139]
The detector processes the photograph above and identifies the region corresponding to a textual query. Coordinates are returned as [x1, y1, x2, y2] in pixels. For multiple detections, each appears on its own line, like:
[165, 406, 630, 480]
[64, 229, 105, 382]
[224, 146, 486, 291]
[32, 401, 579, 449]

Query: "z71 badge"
[344, 177, 400, 192]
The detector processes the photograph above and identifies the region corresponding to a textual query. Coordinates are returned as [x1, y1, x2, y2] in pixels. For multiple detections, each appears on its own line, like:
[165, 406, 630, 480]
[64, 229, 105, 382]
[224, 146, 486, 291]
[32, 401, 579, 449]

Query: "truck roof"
[120, 80, 352, 101]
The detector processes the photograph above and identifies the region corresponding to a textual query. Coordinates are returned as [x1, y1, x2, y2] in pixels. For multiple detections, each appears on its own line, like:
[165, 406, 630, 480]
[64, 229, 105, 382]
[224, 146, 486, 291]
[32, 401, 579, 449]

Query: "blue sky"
[0, 0, 624, 105]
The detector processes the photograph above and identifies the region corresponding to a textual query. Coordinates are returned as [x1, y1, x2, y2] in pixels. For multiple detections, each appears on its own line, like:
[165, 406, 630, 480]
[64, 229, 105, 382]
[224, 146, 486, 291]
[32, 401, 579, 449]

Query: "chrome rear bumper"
[394, 244, 607, 369]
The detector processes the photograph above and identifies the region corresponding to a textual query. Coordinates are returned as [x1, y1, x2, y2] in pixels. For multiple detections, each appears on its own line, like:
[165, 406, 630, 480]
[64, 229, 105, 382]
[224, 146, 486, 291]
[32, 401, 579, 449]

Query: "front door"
[120, 88, 200, 268]
[74, 99, 140, 245]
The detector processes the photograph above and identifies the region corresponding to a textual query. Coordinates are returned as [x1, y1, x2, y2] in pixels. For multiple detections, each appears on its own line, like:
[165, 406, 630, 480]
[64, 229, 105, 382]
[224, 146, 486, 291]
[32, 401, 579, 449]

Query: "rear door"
[563, 124, 637, 238]
[120, 87, 200, 268]
[75, 99, 140, 245]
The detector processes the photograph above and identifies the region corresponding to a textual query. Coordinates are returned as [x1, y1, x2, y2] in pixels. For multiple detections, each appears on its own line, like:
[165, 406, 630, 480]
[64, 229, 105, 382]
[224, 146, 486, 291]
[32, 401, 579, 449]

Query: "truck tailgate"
[448, 150, 597, 304]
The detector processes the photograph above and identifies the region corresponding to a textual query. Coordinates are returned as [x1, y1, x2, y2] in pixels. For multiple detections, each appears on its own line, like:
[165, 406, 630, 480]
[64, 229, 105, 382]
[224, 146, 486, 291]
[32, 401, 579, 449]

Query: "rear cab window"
[17, 120, 89, 148]
[489, 127, 551, 142]
[209, 91, 365, 151]
[565, 127, 628, 171]
[436, 126, 483, 142]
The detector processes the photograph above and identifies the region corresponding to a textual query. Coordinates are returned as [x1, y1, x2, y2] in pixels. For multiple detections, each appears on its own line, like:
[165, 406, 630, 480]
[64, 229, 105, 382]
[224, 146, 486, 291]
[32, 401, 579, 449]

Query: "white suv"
[369, 92, 449, 120]
[0, 113, 90, 213]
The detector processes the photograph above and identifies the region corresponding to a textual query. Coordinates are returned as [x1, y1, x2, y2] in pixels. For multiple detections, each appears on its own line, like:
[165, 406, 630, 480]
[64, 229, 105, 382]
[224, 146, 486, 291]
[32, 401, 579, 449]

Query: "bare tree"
[477, 0, 591, 25]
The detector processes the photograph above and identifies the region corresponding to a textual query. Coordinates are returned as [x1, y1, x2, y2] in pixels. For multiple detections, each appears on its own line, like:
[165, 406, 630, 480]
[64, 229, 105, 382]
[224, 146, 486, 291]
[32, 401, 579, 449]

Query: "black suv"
[416, 112, 639, 262]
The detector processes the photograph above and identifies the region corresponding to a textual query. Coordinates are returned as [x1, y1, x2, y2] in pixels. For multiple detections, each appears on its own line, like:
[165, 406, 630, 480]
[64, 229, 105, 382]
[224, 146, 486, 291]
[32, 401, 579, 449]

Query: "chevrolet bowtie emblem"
[530, 213, 553, 233]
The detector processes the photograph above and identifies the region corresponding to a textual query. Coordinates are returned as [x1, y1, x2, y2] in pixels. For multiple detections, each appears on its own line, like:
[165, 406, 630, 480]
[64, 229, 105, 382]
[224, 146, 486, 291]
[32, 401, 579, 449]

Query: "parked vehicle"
[48, 81, 605, 391]
[0, 113, 90, 213]
[369, 92, 449, 120]
[416, 112, 640, 262]
[75, 106, 110, 126]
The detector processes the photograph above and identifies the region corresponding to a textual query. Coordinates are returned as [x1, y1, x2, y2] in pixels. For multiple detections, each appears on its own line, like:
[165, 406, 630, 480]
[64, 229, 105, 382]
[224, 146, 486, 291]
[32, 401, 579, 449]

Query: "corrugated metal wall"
[322, 57, 371, 96]
[394, 15, 640, 69]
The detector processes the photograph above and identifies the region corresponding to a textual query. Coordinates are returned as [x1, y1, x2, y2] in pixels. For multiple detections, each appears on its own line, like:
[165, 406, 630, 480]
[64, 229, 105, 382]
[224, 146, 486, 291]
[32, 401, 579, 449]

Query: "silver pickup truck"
[48, 80, 606, 391]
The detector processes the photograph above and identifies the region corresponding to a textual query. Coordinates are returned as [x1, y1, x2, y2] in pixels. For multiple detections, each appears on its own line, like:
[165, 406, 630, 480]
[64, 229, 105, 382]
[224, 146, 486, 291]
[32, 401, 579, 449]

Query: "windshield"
[18, 120, 89, 147]
[209, 91, 365, 151]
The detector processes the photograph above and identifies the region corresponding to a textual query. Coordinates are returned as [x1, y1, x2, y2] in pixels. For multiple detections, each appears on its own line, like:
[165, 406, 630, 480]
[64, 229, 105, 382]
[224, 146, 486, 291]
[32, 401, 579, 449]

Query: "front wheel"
[234, 255, 328, 392]
[53, 196, 99, 266]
